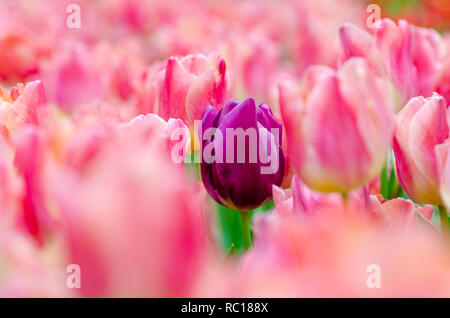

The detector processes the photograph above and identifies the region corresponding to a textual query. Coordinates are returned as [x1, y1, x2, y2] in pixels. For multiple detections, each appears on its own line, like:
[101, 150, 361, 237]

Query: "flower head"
[200, 98, 284, 211]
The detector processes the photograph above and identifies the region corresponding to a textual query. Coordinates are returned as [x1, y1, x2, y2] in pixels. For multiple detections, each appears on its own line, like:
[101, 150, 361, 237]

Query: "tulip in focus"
[200, 98, 284, 212]
[393, 94, 449, 206]
[280, 58, 395, 194]
[200, 98, 284, 250]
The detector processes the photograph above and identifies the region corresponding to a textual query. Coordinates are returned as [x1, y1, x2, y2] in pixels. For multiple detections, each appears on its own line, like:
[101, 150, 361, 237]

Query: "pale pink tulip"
[393, 94, 449, 205]
[436, 34, 450, 103]
[291, 0, 364, 73]
[219, 33, 280, 103]
[120, 113, 190, 163]
[338, 19, 447, 112]
[0, 81, 48, 136]
[279, 58, 395, 193]
[368, 196, 435, 231]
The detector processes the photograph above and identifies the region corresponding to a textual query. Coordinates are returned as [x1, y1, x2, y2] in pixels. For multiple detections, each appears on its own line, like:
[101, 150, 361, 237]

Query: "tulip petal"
[409, 94, 448, 187]
[158, 57, 195, 121]
[303, 74, 371, 192]
[394, 96, 443, 204]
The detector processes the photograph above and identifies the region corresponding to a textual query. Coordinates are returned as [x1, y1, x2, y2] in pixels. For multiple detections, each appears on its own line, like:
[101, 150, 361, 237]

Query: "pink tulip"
[272, 175, 369, 217]
[54, 132, 207, 297]
[0, 225, 71, 297]
[0, 135, 22, 225]
[219, 33, 280, 103]
[12, 126, 51, 246]
[0, 81, 56, 246]
[0, 81, 48, 136]
[436, 34, 450, 103]
[154, 53, 228, 126]
[291, 0, 364, 73]
[273, 176, 434, 232]
[338, 19, 447, 112]
[238, 208, 450, 297]
[369, 196, 434, 231]
[134, 62, 165, 115]
[0, 2, 48, 83]
[393, 94, 449, 205]
[279, 58, 395, 193]
[120, 113, 190, 164]
[41, 43, 103, 112]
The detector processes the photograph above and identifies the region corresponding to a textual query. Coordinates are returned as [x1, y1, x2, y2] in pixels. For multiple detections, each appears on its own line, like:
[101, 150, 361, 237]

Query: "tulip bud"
[393, 94, 449, 205]
[155, 53, 228, 126]
[280, 58, 395, 194]
[200, 98, 284, 212]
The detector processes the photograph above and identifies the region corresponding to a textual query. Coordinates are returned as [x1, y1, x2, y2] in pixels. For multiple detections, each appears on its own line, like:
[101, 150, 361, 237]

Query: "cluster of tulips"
[1, 0, 450, 297]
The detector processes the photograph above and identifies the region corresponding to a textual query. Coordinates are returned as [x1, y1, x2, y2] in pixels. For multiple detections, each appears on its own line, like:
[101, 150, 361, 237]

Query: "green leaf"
[380, 162, 390, 200]
[251, 199, 274, 213]
[215, 199, 275, 253]
[216, 203, 243, 252]
[386, 0, 419, 14]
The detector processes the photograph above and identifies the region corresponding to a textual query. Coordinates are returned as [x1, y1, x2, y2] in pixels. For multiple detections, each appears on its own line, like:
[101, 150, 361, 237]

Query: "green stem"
[240, 212, 252, 251]
[438, 205, 449, 236]
[341, 192, 350, 211]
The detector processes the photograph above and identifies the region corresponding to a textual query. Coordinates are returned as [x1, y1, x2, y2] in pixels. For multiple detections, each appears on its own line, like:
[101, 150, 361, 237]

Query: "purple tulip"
[200, 98, 284, 212]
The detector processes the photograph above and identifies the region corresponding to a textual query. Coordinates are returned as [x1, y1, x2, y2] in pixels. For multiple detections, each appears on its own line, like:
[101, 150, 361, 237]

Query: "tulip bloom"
[393, 94, 449, 205]
[155, 53, 228, 126]
[338, 19, 446, 112]
[272, 175, 369, 218]
[200, 98, 284, 213]
[0, 81, 47, 135]
[280, 58, 395, 194]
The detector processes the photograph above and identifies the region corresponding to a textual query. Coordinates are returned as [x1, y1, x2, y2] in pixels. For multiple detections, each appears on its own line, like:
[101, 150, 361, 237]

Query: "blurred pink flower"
[279, 58, 395, 193]
[237, 210, 450, 297]
[290, 0, 364, 73]
[219, 33, 280, 104]
[369, 196, 435, 231]
[40, 43, 103, 112]
[272, 175, 433, 232]
[272, 175, 368, 217]
[436, 34, 450, 103]
[53, 132, 207, 297]
[338, 19, 447, 112]
[0, 224, 71, 298]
